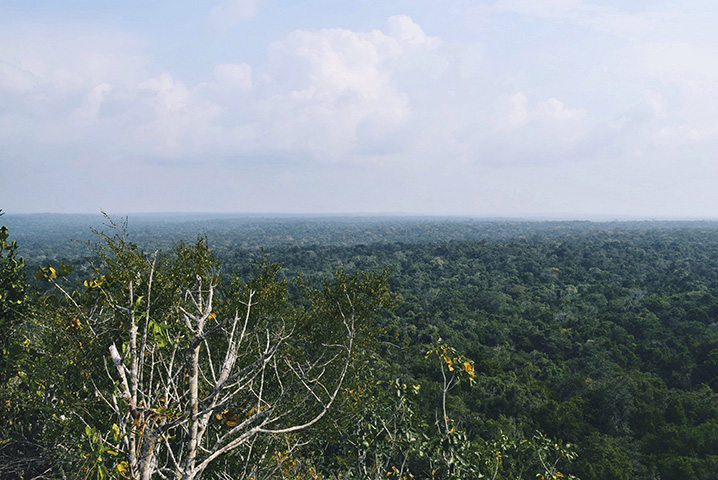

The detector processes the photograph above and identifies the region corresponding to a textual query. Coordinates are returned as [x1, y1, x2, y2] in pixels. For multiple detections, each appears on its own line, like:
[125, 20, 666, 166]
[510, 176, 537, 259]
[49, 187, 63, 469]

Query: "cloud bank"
[3, 1, 718, 217]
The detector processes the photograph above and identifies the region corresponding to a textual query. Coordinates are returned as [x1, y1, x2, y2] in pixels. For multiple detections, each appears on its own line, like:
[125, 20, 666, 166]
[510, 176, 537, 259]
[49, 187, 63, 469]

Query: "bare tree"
[46, 221, 391, 480]
[109, 276, 356, 480]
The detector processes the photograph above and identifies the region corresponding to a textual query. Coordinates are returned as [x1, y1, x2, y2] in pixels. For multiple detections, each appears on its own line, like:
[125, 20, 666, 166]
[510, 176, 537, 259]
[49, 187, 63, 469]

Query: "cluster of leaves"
[303, 339, 578, 480]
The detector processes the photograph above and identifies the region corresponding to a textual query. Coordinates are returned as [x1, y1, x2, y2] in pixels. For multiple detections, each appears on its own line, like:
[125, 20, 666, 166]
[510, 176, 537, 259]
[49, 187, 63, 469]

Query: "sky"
[2, 0, 718, 218]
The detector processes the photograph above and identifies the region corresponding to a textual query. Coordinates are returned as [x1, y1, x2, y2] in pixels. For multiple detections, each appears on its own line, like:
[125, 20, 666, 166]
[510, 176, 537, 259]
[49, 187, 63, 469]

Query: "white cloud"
[140, 74, 191, 115]
[218, 21, 420, 160]
[643, 90, 668, 120]
[213, 63, 253, 89]
[535, 97, 585, 122]
[0, 24, 150, 144]
[0, 14, 597, 197]
[27, 17, 426, 162]
[6, 3, 718, 216]
[494, 93, 587, 133]
[1, 15, 589, 170]
[266, 28, 402, 99]
[606, 40, 718, 167]
[481, 92, 590, 165]
[136, 73, 235, 156]
[0, 24, 149, 90]
[386, 14, 440, 48]
[73, 83, 113, 126]
[497, 92, 529, 129]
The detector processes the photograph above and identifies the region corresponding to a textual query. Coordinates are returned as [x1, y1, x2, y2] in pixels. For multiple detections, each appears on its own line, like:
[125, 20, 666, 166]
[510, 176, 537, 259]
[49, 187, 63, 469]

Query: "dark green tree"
[0, 211, 43, 478]
[0, 210, 28, 383]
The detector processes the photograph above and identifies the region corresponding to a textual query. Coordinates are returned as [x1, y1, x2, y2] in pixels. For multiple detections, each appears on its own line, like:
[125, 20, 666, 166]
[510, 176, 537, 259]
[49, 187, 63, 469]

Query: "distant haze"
[3, 1, 718, 219]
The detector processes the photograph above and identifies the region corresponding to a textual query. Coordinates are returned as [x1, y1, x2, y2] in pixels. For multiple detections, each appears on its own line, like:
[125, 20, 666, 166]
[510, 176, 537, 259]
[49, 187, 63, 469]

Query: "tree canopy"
[4, 214, 718, 479]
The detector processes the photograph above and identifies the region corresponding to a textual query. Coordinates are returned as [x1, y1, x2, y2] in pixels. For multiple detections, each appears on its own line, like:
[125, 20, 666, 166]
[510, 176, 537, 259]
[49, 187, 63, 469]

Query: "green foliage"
[325, 379, 421, 479]
[0, 221, 28, 383]
[4, 215, 718, 478]
[9, 217, 399, 479]
[1, 212, 73, 477]
[1, 214, 34, 474]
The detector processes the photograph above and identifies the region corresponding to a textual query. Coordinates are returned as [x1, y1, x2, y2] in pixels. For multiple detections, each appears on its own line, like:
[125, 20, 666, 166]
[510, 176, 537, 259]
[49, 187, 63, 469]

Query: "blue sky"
[2, 0, 718, 217]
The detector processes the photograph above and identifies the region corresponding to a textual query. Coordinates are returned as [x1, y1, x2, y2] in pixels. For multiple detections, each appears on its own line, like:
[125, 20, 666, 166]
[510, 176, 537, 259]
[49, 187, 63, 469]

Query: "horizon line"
[5, 211, 718, 222]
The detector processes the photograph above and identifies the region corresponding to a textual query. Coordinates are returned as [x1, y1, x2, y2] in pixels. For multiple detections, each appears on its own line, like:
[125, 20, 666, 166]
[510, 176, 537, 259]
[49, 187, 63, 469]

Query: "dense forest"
[2, 213, 718, 479]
